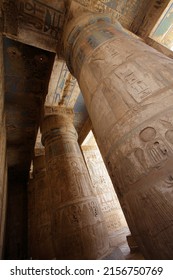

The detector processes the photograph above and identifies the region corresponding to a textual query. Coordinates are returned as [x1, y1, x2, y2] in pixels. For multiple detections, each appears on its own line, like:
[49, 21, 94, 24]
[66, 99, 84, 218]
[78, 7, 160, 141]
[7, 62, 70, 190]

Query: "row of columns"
[3, 9, 173, 260]
[62, 12, 173, 259]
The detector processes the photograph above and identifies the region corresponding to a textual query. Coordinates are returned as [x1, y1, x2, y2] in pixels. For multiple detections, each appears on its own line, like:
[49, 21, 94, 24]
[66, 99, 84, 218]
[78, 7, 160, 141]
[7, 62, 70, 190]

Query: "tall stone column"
[28, 149, 55, 260]
[41, 107, 110, 260]
[63, 13, 173, 259]
[0, 33, 7, 259]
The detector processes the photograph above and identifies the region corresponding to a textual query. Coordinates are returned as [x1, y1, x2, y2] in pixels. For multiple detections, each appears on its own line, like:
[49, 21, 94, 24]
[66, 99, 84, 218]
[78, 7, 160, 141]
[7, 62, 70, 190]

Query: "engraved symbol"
[147, 141, 168, 166]
[89, 201, 99, 218]
[69, 205, 81, 225]
[139, 127, 156, 142]
[140, 127, 169, 168]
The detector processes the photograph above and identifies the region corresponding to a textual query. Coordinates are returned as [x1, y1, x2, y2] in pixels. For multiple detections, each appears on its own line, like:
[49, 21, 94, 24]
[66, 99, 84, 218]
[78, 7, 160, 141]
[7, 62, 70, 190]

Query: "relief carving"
[41, 113, 110, 259]
[139, 127, 169, 168]
[82, 144, 128, 245]
[17, 0, 65, 39]
[111, 126, 170, 196]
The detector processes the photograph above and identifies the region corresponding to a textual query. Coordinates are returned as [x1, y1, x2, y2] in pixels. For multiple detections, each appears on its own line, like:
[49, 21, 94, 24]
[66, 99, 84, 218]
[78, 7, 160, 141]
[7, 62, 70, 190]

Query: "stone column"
[41, 107, 110, 260]
[28, 149, 55, 260]
[63, 13, 173, 259]
[0, 32, 7, 259]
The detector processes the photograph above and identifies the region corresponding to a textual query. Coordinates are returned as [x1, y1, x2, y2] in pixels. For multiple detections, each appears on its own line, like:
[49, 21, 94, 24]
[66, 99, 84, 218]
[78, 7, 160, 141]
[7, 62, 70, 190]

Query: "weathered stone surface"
[3, 37, 54, 180]
[41, 108, 110, 260]
[28, 152, 55, 259]
[2, 0, 67, 52]
[82, 142, 129, 247]
[63, 12, 173, 259]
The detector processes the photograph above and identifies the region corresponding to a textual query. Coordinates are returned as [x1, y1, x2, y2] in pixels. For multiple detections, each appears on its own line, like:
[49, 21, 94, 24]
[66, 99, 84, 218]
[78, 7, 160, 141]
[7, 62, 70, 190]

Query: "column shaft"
[63, 13, 173, 259]
[28, 152, 55, 259]
[41, 108, 110, 260]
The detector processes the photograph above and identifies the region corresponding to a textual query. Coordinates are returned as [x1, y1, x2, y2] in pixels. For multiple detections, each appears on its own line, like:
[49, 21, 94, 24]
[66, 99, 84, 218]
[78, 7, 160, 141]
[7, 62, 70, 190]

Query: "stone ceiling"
[1, 0, 171, 181]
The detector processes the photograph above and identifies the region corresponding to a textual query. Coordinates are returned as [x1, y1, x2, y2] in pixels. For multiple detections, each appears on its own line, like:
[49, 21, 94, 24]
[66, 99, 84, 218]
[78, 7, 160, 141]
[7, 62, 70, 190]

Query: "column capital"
[62, 12, 124, 77]
[44, 105, 74, 119]
[41, 106, 77, 146]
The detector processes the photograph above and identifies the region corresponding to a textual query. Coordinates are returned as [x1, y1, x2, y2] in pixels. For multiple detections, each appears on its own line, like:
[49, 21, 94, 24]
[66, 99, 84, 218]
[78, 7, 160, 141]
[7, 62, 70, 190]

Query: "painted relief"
[48, 62, 78, 107]
[3, 0, 65, 39]
[73, 0, 149, 28]
[17, 0, 65, 39]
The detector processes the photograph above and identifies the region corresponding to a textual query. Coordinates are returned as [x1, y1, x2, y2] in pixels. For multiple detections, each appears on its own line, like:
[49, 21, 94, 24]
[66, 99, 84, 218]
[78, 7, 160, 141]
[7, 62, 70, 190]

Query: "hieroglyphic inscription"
[52, 63, 77, 106]
[140, 128, 169, 168]
[54, 198, 109, 258]
[42, 113, 110, 259]
[109, 122, 172, 197]
[16, 0, 65, 39]
[114, 64, 154, 103]
[82, 143, 128, 245]
[44, 105, 74, 117]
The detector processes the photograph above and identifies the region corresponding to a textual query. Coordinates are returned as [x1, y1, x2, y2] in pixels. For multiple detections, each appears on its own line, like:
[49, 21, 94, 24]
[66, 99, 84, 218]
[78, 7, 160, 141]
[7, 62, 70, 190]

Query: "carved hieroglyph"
[63, 13, 173, 259]
[28, 152, 55, 259]
[2, 0, 67, 52]
[41, 108, 110, 260]
[45, 58, 80, 108]
[82, 144, 129, 247]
